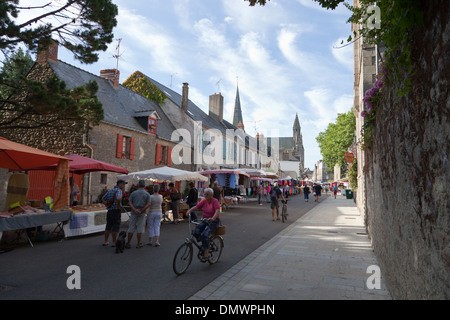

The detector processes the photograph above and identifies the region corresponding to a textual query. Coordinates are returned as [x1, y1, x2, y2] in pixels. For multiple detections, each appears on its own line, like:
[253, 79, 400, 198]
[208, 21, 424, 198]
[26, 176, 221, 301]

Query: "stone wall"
[365, 1, 449, 299]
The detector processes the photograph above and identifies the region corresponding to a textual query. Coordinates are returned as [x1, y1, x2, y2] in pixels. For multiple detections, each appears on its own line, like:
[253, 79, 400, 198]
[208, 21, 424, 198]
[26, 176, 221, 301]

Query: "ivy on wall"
[122, 71, 167, 105]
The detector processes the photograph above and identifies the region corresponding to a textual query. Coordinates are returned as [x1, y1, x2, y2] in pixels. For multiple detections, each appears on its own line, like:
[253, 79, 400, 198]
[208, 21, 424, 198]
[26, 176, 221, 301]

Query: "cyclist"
[185, 188, 220, 262]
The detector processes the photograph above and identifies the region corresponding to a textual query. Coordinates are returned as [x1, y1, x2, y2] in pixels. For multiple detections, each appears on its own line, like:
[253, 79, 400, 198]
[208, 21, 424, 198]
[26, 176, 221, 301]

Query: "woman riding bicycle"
[185, 187, 220, 262]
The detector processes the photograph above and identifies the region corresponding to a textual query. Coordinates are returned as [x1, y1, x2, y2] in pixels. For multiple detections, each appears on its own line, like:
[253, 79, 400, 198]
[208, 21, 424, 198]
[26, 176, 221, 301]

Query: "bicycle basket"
[212, 225, 226, 236]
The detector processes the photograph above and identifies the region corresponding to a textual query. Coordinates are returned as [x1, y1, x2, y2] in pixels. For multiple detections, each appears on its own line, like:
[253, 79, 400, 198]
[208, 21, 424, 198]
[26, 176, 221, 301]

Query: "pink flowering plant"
[360, 67, 385, 148]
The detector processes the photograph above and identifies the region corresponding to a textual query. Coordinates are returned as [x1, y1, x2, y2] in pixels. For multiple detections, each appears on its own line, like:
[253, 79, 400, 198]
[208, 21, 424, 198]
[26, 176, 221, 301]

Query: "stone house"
[125, 72, 278, 173]
[0, 41, 178, 205]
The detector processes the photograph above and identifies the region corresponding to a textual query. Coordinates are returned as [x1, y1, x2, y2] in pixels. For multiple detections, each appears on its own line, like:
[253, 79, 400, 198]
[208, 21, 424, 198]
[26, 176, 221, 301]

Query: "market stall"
[0, 137, 72, 246]
[118, 166, 209, 221]
[197, 169, 250, 208]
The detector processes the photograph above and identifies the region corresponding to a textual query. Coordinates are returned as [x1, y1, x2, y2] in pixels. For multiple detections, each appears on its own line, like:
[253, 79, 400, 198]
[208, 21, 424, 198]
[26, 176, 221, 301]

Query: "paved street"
[0, 193, 315, 300]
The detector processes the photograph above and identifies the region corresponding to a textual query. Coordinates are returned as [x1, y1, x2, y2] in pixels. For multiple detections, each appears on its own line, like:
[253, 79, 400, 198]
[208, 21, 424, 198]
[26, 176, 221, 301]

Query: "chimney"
[100, 69, 120, 90]
[36, 39, 59, 64]
[209, 93, 224, 122]
[181, 82, 189, 112]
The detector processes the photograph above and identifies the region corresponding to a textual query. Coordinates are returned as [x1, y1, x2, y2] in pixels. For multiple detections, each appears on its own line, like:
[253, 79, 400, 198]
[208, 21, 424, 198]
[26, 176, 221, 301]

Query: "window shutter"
[129, 137, 135, 160]
[155, 143, 162, 165]
[167, 146, 172, 167]
[116, 134, 123, 158]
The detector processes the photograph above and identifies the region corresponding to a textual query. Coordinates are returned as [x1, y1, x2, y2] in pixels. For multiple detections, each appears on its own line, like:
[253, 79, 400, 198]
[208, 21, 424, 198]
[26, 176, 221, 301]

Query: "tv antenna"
[254, 120, 262, 135]
[216, 79, 222, 92]
[112, 38, 124, 70]
[170, 73, 178, 88]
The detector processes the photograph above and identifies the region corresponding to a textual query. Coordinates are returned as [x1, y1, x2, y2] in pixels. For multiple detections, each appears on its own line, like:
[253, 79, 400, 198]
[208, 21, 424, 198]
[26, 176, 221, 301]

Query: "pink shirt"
[196, 198, 220, 219]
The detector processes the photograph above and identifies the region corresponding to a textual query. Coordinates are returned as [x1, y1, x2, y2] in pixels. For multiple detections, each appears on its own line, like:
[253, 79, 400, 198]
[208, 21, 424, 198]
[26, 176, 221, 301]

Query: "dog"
[115, 231, 126, 253]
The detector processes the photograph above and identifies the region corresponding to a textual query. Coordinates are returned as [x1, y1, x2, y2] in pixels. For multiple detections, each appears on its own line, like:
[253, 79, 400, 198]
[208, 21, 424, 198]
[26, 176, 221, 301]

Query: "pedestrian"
[102, 179, 127, 247]
[257, 183, 263, 205]
[316, 183, 323, 203]
[333, 185, 338, 199]
[147, 184, 163, 247]
[212, 181, 222, 203]
[313, 183, 317, 202]
[266, 184, 271, 203]
[186, 182, 199, 221]
[126, 180, 151, 249]
[185, 188, 220, 262]
[69, 177, 80, 206]
[270, 182, 286, 221]
[168, 182, 181, 224]
[303, 185, 310, 202]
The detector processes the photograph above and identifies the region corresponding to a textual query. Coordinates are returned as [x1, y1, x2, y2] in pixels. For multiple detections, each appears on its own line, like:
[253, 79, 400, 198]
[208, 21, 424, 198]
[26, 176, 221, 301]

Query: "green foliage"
[348, 158, 358, 190]
[0, 47, 34, 99]
[316, 110, 356, 171]
[123, 71, 167, 105]
[0, 73, 103, 130]
[0, 0, 118, 64]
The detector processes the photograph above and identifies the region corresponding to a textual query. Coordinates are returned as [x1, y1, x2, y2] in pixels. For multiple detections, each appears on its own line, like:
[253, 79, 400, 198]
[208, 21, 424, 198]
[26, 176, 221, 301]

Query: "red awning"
[0, 137, 69, 170]
[30, 154, 128, 174]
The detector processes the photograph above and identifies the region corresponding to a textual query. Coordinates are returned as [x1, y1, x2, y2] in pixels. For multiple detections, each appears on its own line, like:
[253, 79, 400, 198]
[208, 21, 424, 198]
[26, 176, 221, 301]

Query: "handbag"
[103, 189, 118, 208]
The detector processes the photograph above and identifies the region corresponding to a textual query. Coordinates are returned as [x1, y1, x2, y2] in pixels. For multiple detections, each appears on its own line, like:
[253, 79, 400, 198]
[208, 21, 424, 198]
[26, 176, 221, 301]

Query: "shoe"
[155, 243, 160, 247]
[125, 243, 131, 249]
[136, 243, 143, 248]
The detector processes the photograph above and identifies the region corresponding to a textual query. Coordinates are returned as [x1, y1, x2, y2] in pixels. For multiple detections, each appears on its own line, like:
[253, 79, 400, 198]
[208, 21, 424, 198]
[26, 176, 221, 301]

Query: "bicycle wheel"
[173, 242, 193, 275]
[208, 235, 224, 264]
[282, 205, 287, 223]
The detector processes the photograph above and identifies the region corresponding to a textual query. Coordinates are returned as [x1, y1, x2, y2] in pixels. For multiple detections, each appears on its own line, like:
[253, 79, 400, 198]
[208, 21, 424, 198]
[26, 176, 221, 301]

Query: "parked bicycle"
[281, 199, 288, 223]
[173, 214, 224, 275]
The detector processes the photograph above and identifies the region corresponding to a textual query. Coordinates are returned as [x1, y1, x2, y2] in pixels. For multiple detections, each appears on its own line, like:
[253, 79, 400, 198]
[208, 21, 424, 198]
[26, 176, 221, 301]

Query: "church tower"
[232, 84, 244, 130]
[293, 113, 304, 174]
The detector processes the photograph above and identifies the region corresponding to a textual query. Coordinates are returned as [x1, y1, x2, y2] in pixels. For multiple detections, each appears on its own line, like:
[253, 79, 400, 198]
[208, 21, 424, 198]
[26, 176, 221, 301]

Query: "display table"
[0, 211, 72, 232]
[0, 210, 72, 247]
[64, 206, 129, 237]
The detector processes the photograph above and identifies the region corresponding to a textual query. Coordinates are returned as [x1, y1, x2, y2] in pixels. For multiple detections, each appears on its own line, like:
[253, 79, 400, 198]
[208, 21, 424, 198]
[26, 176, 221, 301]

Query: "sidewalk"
[189, 195, 391, 300]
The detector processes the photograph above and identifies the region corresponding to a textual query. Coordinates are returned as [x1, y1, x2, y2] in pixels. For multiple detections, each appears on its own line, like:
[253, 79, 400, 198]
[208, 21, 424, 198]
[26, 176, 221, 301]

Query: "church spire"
[232, 84, 244, 130]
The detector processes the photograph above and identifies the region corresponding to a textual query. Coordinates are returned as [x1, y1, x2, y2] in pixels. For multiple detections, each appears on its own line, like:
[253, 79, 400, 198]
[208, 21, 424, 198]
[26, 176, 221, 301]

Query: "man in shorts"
[270, 182, 286, 221]
[102, 179, 127, 246]
[126, 180, 151, 248]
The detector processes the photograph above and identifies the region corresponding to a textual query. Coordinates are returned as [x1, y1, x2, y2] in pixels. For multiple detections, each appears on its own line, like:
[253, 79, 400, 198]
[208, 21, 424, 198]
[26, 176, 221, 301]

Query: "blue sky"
[19, 0, 354, 170]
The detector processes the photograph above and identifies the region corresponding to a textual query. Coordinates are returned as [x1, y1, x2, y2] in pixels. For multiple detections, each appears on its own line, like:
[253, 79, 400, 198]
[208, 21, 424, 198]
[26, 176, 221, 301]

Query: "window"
[155, 143, 172, 166]
[100, 174, 107, 184]
[148, 117, 157, 135]
[116, 134, 135, 160]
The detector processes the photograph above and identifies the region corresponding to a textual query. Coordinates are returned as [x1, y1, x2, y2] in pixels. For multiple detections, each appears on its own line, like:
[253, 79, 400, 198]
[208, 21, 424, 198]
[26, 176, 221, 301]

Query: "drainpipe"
[83, 122, 94, 204]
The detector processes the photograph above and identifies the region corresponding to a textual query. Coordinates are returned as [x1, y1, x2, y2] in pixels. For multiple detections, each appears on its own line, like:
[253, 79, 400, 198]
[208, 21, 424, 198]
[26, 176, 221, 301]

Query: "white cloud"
[331, 38, 354, 71]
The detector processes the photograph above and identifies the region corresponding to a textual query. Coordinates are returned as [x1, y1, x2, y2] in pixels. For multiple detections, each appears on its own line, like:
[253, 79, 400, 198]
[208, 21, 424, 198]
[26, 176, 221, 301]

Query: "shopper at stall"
[168, 182, 181, 224]
[69, 177, 80, 206]
[102, 179, 127, 247]
[186, 182, 199, 221]
[147, 184, 163, 247]
[126, 180, 151, 249]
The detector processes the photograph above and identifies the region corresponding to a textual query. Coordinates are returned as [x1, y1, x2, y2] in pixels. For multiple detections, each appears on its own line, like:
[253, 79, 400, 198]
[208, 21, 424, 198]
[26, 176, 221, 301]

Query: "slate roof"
[47, 60, 176, 141]
[144, 75, 238, 135]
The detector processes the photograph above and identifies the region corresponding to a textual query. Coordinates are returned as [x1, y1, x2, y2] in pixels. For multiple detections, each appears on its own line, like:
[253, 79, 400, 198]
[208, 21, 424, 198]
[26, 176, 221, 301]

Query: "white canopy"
[117, 166, 208, 182]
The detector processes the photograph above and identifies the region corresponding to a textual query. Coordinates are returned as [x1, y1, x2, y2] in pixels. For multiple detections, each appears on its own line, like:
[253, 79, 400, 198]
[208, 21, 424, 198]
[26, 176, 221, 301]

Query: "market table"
[63, 206, 130, 237]
[0, 210, 72, 247]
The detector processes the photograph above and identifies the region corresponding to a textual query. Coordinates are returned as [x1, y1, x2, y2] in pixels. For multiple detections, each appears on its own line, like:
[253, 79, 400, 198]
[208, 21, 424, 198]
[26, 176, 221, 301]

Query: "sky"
[16, 0, 354, 170]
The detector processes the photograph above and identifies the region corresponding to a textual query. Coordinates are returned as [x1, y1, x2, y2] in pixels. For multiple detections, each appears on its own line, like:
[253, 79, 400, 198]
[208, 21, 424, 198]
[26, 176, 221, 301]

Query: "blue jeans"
[194, 219, 220, 251]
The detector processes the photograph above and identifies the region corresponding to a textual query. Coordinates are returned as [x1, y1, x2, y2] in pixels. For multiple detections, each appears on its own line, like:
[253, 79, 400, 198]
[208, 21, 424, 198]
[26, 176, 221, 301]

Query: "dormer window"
[148, 117, 157, 135]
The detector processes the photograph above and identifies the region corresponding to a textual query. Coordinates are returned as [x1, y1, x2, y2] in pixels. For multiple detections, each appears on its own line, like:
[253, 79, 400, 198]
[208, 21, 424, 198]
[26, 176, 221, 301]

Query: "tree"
[316, 110, 355, 171]
[0, 1, 118, 130]
[1, 0, 118, 64]
[0, 47, 34, 99]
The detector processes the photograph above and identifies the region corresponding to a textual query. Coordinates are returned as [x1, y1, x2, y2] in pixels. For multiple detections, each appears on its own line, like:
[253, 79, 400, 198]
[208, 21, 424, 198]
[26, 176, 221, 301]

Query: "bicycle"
[173, 214, 224, 275]
[281, 199, 288, 223]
